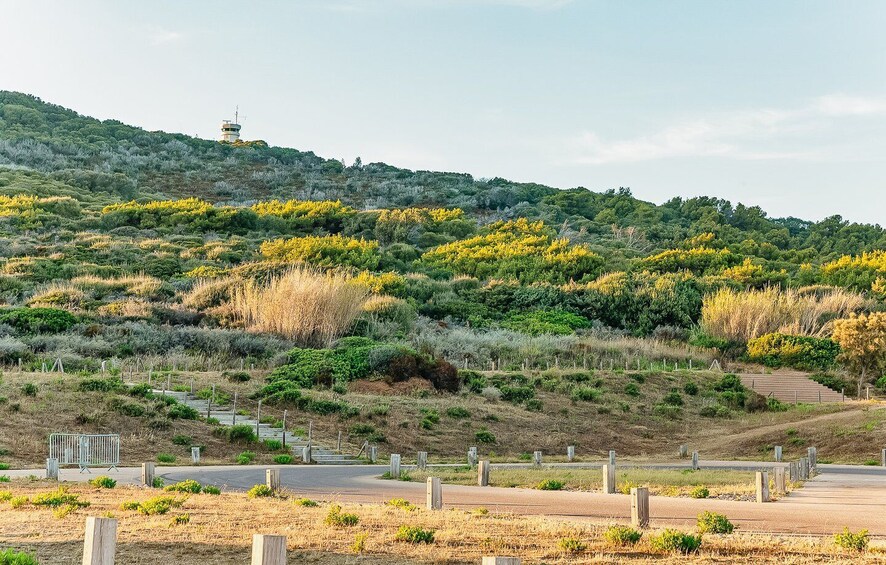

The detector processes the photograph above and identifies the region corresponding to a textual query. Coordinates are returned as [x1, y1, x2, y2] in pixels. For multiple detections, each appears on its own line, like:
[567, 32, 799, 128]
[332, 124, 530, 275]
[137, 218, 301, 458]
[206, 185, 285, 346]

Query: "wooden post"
[266, 469, 280, 492]
[251, 534, 287, 565]
[46, 457, 59, 480]
[881, 448, 886, 467]
[191, 446, 201, 464]
[799, 457, 809, 480]
[774, 446, 783, 462]
[789, 460, 798, 482]
[302, 445, 311, 464]
[567, 446, 575, 462]
[533, 451, 542, 467]
[82, 516, 117, 565]
[255, 399, 262, 441]
[468, 446, 478, 467]
[368, 445, 377, 463]
[337, 431, 342, 452]
[691, 451, 699, 470]
[608, 450, 616, 468]
[417, 451, 428, 470]
[774, 467, 786, 495]
[281, 410, 287, 449]
[426, 477, 442, 510]
[141, 463, 155, 487]
[482, 559, 520, 565]
[807, 447, 817, 472]
[602, 464, 615, 494]
[390, 454, 401, 478]
[630, 487, 649, 528]
[679, 444, 688, 459]
[478, 460, 490, 486]
[755, 471, 770, 503]
[232, 392, 237, 426]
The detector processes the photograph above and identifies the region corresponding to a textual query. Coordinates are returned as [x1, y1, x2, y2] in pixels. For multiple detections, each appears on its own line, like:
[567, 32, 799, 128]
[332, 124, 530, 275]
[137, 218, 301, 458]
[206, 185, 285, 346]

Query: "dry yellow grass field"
[0, 479, 882, 564]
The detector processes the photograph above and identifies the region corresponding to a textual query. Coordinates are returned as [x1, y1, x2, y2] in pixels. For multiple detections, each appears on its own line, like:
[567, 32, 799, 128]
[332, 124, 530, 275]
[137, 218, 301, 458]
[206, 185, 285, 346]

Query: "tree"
[831, 313, 886, 398]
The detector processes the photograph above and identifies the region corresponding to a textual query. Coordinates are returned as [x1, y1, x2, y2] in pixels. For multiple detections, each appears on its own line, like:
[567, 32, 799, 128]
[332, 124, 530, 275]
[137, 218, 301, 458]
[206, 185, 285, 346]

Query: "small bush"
[156, 453, 176, 464]
[88, 476, 117, 489]
[167, 404, 200, 420]
[624, 383, 640, 397]
[649, 529, 702, 554]
[225, 370, 251, 383]
[0, 549, 38, 565]
[294, 497, 318, 507]
[31, 487, 88, 509]
[170, 513, 190, 526]
[224, 425, 258, 444]
[395, 525, 435, 544]
[263, 439, 283, 451]
[558, 537, 586, 553]
[0, 464, 9, 471]
[325, 504, 359, 527]
[9, 496, 28, 509]
[202, 485, 221, 495]
[385, 497, 417, 511]
[445, 406, 470, 418]
[683, 381, 699, 395]
[172, 435, 193, 446]
[661, 390, 684, 406]
[571, 387, 600, 402]
[537, 479, 564, 491]
[689, 486, 710, 499]
[236, 451, 256, 465]
[152, 477, 165, 488]
[165, 480, 203, 494]
[126, 495, 185, 515]
[697, 511, 734, 534]
[603, 524, 643, 546]
[833, 528, 869, 552]
[474, 428, 496, 444]
[20, 383, 37, 397]
[247, 484, 275, 498]
[351, 531, 369, 554]
[273, 454, 293, 464]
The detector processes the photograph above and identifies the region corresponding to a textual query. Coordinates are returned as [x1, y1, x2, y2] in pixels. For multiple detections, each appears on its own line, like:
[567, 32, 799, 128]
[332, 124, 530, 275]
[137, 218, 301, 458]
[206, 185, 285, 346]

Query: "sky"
[3, 0, 886, 224]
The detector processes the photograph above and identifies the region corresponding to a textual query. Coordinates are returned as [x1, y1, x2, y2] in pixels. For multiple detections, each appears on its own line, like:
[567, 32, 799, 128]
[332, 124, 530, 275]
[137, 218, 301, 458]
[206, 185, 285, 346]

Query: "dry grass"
[701, 286, 866, 342]
[231, 267, 369, 347]
[406, 468, 761, 499]
[0, 481, 880, 563]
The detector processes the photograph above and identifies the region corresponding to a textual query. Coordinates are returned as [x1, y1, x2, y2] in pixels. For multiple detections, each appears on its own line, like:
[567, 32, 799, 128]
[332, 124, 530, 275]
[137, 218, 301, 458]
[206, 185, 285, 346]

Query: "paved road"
[8, 462, 886, 536]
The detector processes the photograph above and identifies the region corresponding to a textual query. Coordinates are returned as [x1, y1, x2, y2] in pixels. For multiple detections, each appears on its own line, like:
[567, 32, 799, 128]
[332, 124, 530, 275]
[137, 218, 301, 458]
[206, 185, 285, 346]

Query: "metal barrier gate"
[49, 433, 120, 472]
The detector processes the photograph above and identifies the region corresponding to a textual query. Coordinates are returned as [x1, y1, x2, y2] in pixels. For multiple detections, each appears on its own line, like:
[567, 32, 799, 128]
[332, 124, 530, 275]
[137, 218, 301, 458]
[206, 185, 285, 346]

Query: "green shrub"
[571, 387, 600, 402]
[156, 453, 176, 464]
[474, 429, 496, 444]
[0, 307, 78, 334]
[0, 464, 9, 471]
[224, 370, 251, 383]
[537, 479, 564, 491]
[167, 404, 199, 420]
[501, 309, 592, 336]
[9, 496, 28, 509]
[603, 524, 642, 546]
[247, 484, 274, 498]
[683, 381, 699, 395]
[558, 537, 586, 553]
[263, 439, 283, 451]
[273, 454, 293, 464]
[170, 513, 190, 526]
[223, 425, 258, 444]
[20, 383, 37, 397]
[810, 373, 856, 397]
[395, 525, 435, 544]
[833, 527, 869, 552]
[200, 485, 220, 495]
[746, 333, 840, 371]
[0, 548, 39, 565]
[661, 390, 684, 406]
[172, 434, 193, 446]
[128, 383, 154, 398]
[294, 497, 318, 507]
[31, 487, 88, 509]
[325, 504, 359, 527]
[88, 476, 117, 489]
[152, 477, 165, 488]
[127, 495, 185, 515]
[349, 423, 376, 436]
[697, 511, 733, 534]
[78, 378, 123, 393]
[649, 529, 702, 554]
[165, 480, 202, 494]
[624, 383, 640, 397]
[237, 451, 256, 465]
[689, 486, 709, 499]
[445, 406, 470, 418]
[500, 385, 535, 404]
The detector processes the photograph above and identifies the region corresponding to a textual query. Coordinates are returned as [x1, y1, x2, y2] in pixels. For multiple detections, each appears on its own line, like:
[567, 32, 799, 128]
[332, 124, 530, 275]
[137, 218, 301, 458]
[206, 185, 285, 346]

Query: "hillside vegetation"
[0, 91, 884, 460]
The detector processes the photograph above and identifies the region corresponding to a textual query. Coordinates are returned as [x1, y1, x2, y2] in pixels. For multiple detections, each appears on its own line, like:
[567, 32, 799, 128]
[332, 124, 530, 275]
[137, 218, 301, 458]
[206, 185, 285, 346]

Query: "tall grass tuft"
[701, 286, 865, 342]
[231, 267, 369, 347]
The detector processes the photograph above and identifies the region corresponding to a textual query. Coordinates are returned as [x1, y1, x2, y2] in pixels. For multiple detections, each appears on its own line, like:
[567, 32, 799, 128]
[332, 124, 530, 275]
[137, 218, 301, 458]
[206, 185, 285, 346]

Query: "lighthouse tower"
[220, 107, 242, 142]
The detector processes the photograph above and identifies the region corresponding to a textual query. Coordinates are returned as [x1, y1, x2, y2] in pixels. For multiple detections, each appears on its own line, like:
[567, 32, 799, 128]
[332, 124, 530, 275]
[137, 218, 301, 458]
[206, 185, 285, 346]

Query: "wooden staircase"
[739, 374, 845, 403]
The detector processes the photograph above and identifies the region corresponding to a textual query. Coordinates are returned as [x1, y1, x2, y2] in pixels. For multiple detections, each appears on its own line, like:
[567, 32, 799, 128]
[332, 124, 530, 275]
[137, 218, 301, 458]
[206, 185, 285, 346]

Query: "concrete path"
[7, 462, 886, 536]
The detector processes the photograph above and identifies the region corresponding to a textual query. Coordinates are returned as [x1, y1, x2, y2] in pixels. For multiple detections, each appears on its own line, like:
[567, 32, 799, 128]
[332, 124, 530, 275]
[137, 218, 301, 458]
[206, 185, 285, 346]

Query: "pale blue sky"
[4, 0, 886, 223]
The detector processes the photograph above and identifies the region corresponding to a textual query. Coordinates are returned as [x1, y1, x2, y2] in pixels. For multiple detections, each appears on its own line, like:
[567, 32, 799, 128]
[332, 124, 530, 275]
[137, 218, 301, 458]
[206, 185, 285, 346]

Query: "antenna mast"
[235, 105, 239, 124]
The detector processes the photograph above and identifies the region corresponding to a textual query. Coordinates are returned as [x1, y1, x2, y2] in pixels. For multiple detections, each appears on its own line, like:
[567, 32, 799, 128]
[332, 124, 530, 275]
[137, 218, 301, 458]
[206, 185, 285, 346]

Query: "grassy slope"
[0, 368, 880, 468]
